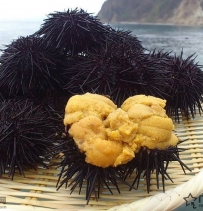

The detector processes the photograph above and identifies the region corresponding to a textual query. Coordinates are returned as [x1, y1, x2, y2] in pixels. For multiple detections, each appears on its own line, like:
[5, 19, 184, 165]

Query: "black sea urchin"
[34, 8, 111, 55]
[65, 30, 166, 106]
[123, 142, 191, 193]
[0, 36, 68, 98]
[107, 28, 144, 54]
[150, 50, 203, 120]
[52, 136, 133, 204]
[39, 91, 71, 133]
[0, 99, 56, 178]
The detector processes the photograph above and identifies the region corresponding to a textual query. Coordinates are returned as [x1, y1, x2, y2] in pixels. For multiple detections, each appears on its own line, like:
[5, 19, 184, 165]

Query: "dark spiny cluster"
[102, 28, 144, 55]
[38, 91, 71, 134]
[0, 99, 56, 178]
[149, 50, 203, 121]
[165, 53, 203, 120]
[52, 135, 190, 204]
[65, 30, 166, 106]
[34, 8, 112, 55]
[122, 143, 191, 193]
[0, 9, 202, 120]
[0, 36, 69, 97]
[52, 137, 133, 204]
[149, 49, 172, 60]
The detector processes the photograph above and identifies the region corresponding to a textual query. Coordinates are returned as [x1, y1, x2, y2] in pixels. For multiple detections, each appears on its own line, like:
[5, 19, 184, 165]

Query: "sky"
[0, 0, 107, 21]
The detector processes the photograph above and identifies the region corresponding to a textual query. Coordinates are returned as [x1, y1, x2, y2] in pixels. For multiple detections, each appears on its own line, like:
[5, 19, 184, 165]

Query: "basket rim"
[107, 169, 203, 211]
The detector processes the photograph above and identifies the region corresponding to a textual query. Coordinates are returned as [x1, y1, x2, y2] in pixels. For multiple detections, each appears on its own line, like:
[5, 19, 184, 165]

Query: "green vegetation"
[97, 0, 183, 23]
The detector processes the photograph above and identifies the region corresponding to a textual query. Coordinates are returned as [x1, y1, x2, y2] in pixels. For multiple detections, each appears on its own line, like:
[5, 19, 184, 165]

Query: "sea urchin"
[0, 36, 67, 97]
[34, 8, 112, 55]
[0, 99, 56, 178]
[149, 50, 203, 120]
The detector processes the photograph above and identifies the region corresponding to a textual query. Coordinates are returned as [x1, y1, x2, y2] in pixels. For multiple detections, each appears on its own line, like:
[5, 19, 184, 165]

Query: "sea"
[111, 23, 203, 65]
[0, 20, 203, 66]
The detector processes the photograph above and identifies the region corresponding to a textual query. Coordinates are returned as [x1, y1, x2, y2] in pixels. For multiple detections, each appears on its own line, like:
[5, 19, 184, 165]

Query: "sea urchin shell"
[0, 36, 66, 97]
[0, 99, 56, 178]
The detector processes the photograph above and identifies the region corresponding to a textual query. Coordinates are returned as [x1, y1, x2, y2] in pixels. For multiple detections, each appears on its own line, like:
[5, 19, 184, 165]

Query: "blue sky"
[0, 0, 106, 21]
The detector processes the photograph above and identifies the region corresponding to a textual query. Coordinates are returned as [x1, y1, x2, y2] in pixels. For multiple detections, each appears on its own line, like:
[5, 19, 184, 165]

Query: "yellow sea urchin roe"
[121, 95, 178, 149]
[82, 138, 134, 168]
[121, 94, 166, 112]
[126, 103, 167, 121]
[68, 114, 135, 168]
[65, 93, 136, 168]
[64, 93, 179, 168]
[64, 92, 117, 125]
[68, 115, 107, 149]
[104, 108, 138, 149]
[136, 116, 177, 149]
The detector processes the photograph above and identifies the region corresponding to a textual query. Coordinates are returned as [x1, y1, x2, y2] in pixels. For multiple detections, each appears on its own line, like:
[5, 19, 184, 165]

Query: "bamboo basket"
[0, 108, 203, 211]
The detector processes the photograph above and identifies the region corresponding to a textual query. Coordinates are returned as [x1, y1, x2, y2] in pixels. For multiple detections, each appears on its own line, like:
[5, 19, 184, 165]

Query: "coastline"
[109, 21, 203, 27]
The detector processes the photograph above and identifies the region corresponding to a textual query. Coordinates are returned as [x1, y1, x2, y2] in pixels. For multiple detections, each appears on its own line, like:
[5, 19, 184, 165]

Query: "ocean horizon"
[1, 20, 203, 65]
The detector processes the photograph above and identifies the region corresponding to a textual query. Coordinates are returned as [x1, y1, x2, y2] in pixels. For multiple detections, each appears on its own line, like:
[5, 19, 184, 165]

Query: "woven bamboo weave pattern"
[0, 109, 203, 211]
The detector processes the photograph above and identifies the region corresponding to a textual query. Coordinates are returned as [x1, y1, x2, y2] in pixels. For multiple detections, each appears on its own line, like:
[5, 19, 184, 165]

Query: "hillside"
[97, 0, 203, 25]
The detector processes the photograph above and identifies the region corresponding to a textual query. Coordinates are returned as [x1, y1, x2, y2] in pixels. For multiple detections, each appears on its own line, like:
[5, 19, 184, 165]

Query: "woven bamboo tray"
[0, 109, 203, 211]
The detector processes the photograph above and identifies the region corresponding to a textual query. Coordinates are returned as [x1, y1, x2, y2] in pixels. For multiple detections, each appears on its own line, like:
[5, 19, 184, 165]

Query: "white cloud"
[0, 0, 106, 21]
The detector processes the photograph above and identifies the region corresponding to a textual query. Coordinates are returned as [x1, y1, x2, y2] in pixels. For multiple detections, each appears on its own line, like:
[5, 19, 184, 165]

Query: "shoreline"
[109, 21, 203, 27]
